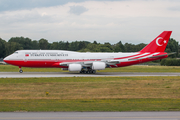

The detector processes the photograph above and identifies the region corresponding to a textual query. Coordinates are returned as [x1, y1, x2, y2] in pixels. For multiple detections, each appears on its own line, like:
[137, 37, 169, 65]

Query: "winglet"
[140, 31, 172, 53]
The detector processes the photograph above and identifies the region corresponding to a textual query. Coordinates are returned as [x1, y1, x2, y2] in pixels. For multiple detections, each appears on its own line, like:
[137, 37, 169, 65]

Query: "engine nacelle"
[68, 64, 82, 72]
[92, 62, 106, 70]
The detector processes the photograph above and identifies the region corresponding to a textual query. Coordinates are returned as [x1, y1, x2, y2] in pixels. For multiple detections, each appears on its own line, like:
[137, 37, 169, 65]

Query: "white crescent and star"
[156, 37, 167, 46]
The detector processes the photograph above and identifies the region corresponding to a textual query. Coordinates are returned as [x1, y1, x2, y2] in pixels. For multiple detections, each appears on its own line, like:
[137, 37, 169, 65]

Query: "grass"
[0, 99, 180, 112]
[0, 65, 64, 72]
[1, 64, 180, 72]
[0, 76, 180, 99]
[0, 76, 180, 111]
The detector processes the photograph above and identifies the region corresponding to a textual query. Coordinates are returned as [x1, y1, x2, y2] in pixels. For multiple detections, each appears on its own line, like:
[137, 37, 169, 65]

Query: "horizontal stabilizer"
[148, 54, 167, 58]
[149, 52, 176, 59]
[167, 52, 176, 56]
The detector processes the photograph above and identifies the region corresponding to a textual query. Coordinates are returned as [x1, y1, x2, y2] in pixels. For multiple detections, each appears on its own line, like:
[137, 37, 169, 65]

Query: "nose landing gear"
[19, 67, 23, 73]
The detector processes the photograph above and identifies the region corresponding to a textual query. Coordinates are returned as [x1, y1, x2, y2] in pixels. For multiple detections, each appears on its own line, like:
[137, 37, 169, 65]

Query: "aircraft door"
[24, 53, 30, 62]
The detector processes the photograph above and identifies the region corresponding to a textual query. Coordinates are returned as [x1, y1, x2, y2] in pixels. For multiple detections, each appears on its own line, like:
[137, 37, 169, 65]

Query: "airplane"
[3, 31, 172, 74]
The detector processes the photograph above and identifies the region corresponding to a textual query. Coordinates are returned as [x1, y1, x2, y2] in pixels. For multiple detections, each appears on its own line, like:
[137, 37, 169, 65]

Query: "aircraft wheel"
[90, 70, 93, 74]
[19, 70, 23, 73]
[92, 70, 96, 74]
[89, 70, 92, 74]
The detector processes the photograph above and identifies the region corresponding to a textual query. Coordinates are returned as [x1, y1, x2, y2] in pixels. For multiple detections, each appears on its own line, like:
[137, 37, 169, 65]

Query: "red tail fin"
[140, 31, 172, 53]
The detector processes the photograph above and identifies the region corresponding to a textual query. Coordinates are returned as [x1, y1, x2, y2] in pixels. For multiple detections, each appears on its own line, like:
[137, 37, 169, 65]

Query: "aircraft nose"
[3, 56, 9, 61]
[3, 57, 8, 61]
[3, 56, 11, 63]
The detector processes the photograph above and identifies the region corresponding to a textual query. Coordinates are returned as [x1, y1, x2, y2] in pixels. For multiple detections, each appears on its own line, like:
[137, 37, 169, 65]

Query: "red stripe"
[114, 52, 142, 60]
[130, 53, 152, 59]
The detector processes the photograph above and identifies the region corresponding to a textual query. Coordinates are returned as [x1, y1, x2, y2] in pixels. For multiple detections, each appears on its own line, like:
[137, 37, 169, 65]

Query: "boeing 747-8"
[3, 31, 172, 74]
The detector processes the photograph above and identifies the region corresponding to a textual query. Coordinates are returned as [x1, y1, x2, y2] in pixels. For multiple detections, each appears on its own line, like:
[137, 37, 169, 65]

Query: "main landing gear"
[79, 69, 96, 74]
[19, 67, 23, 73]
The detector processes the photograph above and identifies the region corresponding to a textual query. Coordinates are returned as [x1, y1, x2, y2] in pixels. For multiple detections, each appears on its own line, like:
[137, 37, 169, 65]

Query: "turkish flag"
[25, 54, 29, 57]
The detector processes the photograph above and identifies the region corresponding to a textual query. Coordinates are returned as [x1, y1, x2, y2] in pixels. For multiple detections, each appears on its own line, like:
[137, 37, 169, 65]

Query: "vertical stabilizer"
[140, 31, 172, 53]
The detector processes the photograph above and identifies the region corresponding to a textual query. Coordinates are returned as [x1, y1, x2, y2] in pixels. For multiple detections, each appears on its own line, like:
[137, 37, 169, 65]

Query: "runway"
[0, 112, 180, 120]
[0, 72, 180, 78]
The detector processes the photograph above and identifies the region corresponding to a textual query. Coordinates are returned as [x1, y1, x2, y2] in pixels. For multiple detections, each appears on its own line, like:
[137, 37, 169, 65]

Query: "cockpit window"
[14, 52, 18, 54]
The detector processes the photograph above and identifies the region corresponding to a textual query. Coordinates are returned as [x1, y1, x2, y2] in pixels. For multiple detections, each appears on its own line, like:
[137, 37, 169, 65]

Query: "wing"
[58, 60, 120, 72]
[60, 60, 120, 67]
[58, 52, 175, 72]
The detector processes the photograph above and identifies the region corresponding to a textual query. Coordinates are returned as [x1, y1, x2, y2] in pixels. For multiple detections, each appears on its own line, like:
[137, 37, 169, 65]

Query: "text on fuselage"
[26, 53, 68, 57]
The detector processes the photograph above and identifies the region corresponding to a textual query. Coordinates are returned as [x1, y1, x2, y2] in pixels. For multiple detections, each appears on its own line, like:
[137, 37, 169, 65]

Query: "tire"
[92, 70, 96, 74]
[19, 70, 23, 73]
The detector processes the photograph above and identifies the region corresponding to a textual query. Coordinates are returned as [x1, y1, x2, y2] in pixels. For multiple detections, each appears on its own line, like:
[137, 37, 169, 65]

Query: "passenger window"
[14, 52, 18, 54]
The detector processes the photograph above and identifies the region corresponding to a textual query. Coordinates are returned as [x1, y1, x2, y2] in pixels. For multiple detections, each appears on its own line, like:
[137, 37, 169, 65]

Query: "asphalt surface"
[0, 72, 180, 78]
[0, 112, 180, 120]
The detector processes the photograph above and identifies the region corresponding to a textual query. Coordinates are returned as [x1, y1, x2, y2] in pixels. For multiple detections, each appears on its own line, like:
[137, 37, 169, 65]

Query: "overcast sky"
[0, 0, 180, 44]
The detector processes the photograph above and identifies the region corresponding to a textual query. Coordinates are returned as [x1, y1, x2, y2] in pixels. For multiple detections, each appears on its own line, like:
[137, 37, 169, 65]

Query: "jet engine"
[92, 62, 106, 70]
[68, 64, 82, 71]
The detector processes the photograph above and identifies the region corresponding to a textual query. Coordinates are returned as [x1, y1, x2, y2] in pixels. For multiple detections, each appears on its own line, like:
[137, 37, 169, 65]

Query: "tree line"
[0, 37, 179, 58]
